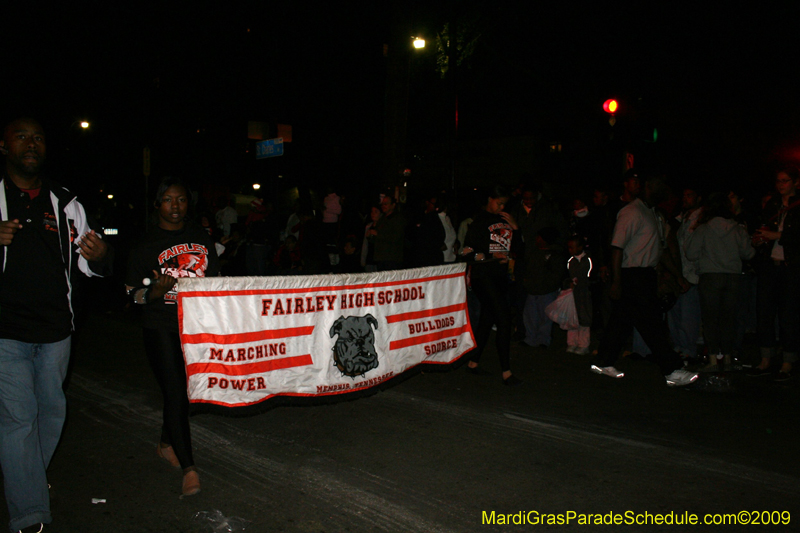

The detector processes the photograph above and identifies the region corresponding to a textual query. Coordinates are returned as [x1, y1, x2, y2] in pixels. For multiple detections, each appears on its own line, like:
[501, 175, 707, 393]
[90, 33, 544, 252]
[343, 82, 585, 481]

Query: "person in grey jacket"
[685, 192, 755, 370]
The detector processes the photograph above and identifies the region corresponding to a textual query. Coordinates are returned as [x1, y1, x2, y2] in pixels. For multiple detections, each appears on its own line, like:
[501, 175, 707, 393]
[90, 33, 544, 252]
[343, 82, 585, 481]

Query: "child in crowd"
[338, 236, 362, 273]
[522, 227, 567, 347]
[566, 236, 592, 354]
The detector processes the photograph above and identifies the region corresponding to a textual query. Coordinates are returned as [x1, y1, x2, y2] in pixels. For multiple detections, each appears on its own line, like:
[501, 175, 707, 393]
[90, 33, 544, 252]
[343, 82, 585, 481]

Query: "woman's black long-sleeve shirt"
[463, 210, 518, 281]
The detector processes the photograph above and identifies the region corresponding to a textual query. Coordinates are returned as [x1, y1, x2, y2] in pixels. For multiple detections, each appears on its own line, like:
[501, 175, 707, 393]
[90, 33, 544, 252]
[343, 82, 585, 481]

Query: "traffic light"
[603, 99, 618, 114]
[603, 99, 618, 126]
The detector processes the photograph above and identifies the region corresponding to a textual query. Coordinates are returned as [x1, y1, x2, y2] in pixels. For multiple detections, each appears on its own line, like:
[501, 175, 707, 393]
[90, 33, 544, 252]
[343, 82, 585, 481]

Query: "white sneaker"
[574, 347, 590, 355]
[665, 369, 699, 387]
[590, 365, 625, 378]
[566, 345, 576, 353]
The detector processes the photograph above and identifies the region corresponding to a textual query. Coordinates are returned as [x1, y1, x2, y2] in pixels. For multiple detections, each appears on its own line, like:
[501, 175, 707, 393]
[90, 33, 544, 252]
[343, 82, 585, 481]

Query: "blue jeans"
[0, 337, 71, 532]
[631, 328, 651, 356]
[523, 291, 558, 346]
[667, 284, 701, 357]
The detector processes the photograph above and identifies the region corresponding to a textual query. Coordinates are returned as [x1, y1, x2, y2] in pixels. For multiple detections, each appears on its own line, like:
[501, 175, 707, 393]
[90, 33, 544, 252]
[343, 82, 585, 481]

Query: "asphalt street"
[2, 311, 798, 533]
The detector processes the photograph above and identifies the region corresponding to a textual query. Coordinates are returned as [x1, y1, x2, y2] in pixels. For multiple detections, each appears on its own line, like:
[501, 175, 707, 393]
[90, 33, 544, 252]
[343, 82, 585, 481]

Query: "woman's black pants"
[143, 328, 194, 469]
[470, 275, 512, 372]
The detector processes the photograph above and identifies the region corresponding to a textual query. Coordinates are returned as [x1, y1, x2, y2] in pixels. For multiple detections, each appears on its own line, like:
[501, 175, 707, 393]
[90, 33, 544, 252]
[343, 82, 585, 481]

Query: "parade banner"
[178, 264, 475, 411]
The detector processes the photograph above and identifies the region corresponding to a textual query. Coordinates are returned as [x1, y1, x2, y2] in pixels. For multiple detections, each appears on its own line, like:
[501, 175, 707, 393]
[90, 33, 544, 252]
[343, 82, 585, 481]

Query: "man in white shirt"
[590, 175, 699, 386]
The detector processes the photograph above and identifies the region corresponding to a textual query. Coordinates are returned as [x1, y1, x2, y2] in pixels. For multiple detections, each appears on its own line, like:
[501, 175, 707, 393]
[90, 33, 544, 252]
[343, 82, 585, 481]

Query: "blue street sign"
[256, 137, 284, 159]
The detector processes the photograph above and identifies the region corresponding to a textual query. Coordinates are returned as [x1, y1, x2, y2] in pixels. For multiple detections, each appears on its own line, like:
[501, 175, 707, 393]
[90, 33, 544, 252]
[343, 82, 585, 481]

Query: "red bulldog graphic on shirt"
[488, 223, 512, 253]
[158, 243, 209, 303]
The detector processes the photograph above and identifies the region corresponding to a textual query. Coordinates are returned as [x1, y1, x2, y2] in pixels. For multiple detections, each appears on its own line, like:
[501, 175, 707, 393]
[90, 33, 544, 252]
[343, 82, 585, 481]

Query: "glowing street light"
[412, 37, 425, 49]
[70, 120, 90, 131]
[252, 183, 261, 190]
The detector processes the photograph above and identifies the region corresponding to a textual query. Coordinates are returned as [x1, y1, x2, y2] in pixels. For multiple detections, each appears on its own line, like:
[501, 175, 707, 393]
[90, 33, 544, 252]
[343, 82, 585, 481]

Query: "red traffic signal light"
[603, 99, 618, 114]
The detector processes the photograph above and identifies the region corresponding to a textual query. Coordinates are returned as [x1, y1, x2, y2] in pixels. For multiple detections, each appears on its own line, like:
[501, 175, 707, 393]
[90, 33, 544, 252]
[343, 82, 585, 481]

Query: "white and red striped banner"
[178, 264, 475, 409]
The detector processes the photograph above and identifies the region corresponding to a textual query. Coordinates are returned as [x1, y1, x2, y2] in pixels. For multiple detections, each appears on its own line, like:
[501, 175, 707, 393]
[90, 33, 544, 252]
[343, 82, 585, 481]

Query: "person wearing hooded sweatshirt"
[685, 192, 755, 370]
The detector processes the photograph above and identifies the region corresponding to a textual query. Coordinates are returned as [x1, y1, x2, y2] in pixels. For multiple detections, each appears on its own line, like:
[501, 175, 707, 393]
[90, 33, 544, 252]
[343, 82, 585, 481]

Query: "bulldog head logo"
[329, 314, 379, 377]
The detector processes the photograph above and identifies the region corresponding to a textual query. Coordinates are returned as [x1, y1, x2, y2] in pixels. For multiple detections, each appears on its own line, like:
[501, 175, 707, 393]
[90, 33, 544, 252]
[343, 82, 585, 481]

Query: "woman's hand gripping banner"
[178, 264, 475, 410]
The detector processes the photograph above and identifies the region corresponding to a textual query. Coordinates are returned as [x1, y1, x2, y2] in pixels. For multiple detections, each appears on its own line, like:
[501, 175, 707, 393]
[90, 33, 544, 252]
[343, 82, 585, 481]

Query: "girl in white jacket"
[685, 192, 755, 370]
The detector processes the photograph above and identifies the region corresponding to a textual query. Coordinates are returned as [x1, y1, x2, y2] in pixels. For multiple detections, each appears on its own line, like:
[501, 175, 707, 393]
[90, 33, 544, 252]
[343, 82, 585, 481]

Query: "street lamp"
[252, 183, 261, 190]
[412, 37, 425, 49]
[69, 119, 91, 131]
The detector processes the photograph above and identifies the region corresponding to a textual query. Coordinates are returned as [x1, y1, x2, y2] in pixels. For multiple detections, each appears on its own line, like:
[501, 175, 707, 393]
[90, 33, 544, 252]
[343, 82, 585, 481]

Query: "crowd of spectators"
[204, 169, 799, 385]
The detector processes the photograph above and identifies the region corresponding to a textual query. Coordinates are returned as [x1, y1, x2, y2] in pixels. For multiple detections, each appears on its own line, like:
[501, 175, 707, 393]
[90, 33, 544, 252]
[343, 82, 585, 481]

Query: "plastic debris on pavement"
[690, 374, 733, 392]
[193, 510, 250, 532]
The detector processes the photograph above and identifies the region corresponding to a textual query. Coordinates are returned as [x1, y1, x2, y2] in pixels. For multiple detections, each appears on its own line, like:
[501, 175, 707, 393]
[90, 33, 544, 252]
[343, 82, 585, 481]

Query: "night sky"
[3, 2, 800, 208]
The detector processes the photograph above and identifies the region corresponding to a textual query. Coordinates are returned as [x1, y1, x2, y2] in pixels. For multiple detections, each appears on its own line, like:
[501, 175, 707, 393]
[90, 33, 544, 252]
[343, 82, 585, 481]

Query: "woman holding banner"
[462, 186, 522, 386]
[125, 177, 220, 496]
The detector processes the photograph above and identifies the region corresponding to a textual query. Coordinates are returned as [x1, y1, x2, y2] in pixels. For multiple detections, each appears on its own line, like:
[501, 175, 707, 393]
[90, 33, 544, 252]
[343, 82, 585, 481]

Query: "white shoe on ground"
[665, 369, 699, 387]
[590, 365, 625, 378]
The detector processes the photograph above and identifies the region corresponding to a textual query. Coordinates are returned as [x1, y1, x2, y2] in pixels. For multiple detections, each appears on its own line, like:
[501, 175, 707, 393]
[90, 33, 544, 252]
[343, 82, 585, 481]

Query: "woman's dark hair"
[777, 167, 800, 182]
[154, 176, 192, 206]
